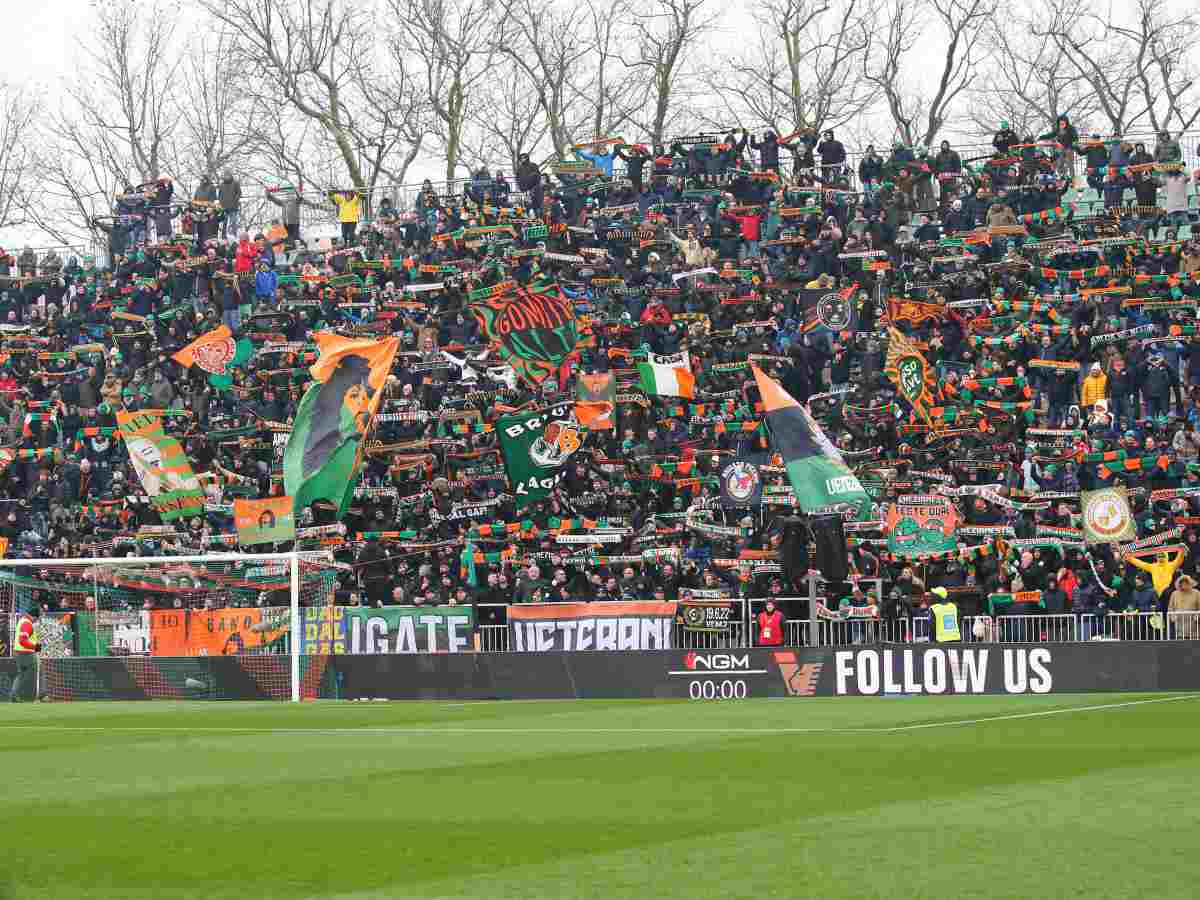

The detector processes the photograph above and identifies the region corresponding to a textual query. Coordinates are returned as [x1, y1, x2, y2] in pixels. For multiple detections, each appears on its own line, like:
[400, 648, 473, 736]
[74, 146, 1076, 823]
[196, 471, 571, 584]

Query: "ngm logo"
[684, 652, 752, 671]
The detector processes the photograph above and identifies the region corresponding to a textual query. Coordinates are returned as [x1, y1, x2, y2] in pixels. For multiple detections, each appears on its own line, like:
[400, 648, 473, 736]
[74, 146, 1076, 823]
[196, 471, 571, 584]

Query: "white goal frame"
[1, 552, 305, 702]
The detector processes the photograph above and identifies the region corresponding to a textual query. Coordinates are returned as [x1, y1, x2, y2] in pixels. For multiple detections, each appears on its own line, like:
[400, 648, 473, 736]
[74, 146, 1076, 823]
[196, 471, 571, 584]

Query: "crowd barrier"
[14, 604, 1200, 660]
[5, 642, 1199, 701]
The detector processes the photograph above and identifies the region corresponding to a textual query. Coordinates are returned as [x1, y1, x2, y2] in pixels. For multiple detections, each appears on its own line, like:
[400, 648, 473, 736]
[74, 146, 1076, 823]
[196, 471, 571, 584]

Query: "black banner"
[12, 642, 1200, 702]
[679, 602, 735, 633]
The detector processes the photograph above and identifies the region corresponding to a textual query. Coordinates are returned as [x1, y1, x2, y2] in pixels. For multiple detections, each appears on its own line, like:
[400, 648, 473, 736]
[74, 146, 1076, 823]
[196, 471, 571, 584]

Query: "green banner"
[297, 606, 476, 654]
[498, 401, 586, 510]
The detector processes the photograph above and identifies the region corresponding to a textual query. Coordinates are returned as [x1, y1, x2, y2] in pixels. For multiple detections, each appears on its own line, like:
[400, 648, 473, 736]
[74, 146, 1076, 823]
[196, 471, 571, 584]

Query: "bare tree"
[33, 0, 182, 246]
[573, 0, 650, 148]
[202, 0, 427, 191]
[178, 29, 263, 184]
[1030, 0, 1199, 137]
[621, 0, 717, 148]
[490, 0, 590, 160]
[708, 0, 875, 139]
[0, 82, 40, 233]
[460, 57, 549, 173]
[968, 21, 1100, 141]
[863, 0, 996, 148]
[389, 0, 502, 183]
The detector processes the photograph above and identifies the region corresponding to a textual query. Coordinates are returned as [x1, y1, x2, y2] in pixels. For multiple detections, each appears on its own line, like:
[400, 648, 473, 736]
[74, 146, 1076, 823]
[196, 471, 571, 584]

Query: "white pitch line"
[0, 694, 1196, 735]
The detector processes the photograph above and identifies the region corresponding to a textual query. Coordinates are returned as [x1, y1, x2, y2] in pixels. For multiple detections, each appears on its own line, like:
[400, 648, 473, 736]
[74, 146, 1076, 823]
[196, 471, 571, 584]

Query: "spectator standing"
[219, 171, 243, 239]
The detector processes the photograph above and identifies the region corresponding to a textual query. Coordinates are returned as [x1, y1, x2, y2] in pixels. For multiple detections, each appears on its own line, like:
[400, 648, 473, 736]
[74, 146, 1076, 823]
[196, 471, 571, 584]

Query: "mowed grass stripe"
[4, 696, 1195, 734]
[4, 695, 1198, 899]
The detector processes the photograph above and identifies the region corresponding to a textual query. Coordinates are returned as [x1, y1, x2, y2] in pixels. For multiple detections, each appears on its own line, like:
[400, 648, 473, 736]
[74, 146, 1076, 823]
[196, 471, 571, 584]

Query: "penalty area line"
[0, 694, 1195, 735]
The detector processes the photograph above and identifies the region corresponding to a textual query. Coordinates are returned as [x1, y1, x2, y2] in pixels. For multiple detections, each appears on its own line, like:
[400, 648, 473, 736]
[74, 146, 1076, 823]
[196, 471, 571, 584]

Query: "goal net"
[0, 552, 339, 702]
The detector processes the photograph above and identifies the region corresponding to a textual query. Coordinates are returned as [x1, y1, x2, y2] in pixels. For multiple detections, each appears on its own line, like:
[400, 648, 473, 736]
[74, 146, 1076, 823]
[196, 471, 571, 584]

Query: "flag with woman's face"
[284, 333, 400, 518]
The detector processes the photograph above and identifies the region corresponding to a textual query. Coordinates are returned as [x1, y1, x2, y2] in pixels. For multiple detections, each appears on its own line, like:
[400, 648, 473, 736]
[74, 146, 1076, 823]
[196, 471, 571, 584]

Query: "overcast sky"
[4, 3, 76, 90]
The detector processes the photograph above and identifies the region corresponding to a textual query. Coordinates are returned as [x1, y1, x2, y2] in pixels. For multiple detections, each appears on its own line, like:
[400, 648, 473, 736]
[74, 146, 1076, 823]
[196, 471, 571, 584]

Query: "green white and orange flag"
[752, 365, 868, 514]
[116, 410, 205, 520]
[637, 351, 696, 398]
[283, 333, 400, 518]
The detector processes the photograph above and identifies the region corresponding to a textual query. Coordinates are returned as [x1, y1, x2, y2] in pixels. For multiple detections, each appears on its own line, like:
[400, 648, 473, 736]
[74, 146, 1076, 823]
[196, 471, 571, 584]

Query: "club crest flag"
[471, 284, 582, 386]
[885, 327, 938, 430]
[752, 366, 868, 515]
[234, 496, 297, 546]
[575, 371, 616, 430]
[637, 350, 696, 398]
[1082, 487, 1137, 544]
[798, 284, 858, 334]
[116, 410, 205, 520]
[719, 457, 763, 508]
[884, 495, 959, 557]
[498, 400, 585, 511]
[172, 324, 253, 390]
[283, 333, 400, 518]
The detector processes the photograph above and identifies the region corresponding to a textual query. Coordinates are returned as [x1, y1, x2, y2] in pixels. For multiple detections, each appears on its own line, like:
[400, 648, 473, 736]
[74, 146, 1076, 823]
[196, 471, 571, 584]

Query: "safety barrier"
[472, 606, 1200, 650]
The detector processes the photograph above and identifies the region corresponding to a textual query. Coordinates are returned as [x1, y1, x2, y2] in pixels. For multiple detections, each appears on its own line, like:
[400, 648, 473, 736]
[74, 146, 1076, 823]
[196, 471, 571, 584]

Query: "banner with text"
[297, 605, 476, 655]
[507, 602, 675, 652]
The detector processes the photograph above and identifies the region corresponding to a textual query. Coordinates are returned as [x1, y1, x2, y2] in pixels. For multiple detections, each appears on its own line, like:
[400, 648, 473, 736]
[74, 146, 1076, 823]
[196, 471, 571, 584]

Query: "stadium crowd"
[3, 118, 1200, 635]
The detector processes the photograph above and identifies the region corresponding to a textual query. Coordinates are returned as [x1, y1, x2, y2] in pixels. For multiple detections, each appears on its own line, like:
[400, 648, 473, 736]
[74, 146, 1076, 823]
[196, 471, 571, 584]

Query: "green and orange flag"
[471, 283, 583, 386]
[116, 410, 205, 520]
[884, 327, 939, 431]
[283, 333, 400, 518]
[172, 324, 253, 391]
[753, 366, 868, 515]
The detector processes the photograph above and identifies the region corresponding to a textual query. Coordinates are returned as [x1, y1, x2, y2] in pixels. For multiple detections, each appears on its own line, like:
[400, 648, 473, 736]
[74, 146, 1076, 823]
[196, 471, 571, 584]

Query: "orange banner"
[150, 608, 288, 656]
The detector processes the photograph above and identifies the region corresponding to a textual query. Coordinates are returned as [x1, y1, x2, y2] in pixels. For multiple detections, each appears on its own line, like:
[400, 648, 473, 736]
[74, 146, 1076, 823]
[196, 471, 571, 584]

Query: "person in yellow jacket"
[929, 586, 961, 642]
[1080, 362, 1108, 409]
[10, 606, 40, 702]
[329, 190, 362, 244]
[1125, 547, 1188, 616]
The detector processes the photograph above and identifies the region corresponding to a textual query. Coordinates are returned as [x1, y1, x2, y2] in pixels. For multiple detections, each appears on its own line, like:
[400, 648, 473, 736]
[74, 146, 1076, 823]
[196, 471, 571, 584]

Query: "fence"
[231, 128, 1200, 237]
[471, 603, 1200, 651]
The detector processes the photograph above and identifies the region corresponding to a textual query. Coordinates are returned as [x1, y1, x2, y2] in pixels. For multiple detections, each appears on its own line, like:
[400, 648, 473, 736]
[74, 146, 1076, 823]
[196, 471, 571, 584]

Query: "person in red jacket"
[234, 233, 257, 274]
[757, 599, 784, 646]
[721, 206, 763, 260]
[11, 606, 40, 702]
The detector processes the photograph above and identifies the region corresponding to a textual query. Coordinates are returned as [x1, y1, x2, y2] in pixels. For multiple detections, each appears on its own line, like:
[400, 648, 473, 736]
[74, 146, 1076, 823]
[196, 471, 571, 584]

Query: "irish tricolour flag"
[637, 350, 696, 398]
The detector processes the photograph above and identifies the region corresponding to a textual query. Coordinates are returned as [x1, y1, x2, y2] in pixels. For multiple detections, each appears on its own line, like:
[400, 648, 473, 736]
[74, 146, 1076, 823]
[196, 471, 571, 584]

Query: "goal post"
[0, 551, 337, 702]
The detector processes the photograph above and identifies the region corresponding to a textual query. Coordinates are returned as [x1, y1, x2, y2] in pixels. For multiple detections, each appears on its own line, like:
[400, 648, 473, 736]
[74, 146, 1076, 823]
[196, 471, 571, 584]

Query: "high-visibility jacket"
[931, 602, 961, 642]
[757, 609, 784, 646]
[331, 193, 361, 224]
[13, 614, 38, 654]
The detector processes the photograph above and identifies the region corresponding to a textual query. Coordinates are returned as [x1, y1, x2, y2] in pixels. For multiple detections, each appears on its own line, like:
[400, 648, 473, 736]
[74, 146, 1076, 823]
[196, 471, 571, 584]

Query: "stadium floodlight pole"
[290, 551, 301, 703]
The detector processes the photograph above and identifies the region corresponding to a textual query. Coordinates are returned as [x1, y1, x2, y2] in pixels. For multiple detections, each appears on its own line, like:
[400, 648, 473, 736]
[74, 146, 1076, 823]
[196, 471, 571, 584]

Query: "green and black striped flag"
[752, 365, 868, 514]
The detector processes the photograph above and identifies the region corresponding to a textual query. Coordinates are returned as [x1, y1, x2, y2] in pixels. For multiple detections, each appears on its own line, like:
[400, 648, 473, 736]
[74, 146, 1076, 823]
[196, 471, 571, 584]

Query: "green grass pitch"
[3, 693, 1199, 899]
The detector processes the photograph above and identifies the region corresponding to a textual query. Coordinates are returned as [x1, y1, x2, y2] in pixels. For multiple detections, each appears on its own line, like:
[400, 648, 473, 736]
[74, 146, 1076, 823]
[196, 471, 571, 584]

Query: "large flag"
[284, 333, 400, 517]
[116, 410, 205, 520]
[575, 371, 616, 430]
[884, 327, 938, 430]
[234, 496, 297, 546]
[498, 400, 586, 510]
[637, 350, 696, 398]
[471, 284, 582, 386]
[719, 455, 764, 508]
[172, 324, 253, 391]
[752, 365, 868, 514]
[884, 496, 959, 558]
[797, 284, 858, 334]
[1081, 487, 1137, 544]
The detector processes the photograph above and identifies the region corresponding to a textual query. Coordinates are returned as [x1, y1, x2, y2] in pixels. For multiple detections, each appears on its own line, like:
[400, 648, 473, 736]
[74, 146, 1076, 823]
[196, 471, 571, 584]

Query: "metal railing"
[471, 605, 1200, 651]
